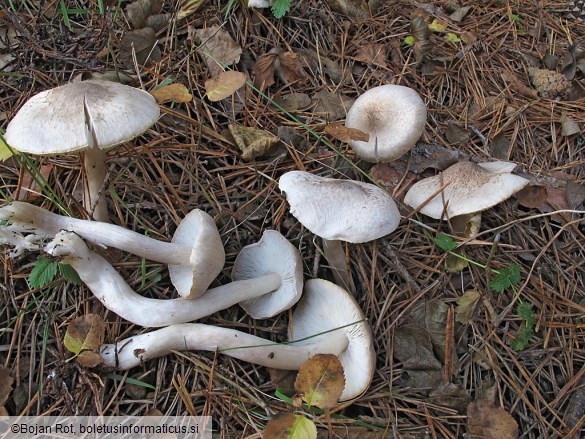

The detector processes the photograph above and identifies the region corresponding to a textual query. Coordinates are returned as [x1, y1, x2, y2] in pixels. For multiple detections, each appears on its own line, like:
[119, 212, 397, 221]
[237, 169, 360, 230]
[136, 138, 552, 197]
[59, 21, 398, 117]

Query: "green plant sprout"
[28, 257, 81, 289]
[432, 232, 535, 350]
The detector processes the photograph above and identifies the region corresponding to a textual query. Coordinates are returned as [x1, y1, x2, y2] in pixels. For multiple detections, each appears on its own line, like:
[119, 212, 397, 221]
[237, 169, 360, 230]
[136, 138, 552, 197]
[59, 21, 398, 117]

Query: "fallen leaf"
[428, 18, 448, 32]
[0, 366, 14, 413]
[204, 71, 246, 101]
[64, 314, 106, 358]
[126, 0, 163, 28]
[450, 5, 473, 22]
[177, 0, 205, 19]
[298, 48, 342, 82]
[566, 181, 585, 209]
[150, 83, 193, 104]
[228, 123, 279, 160]
[489, 132, 512, 160]
[253, 53, 278, 89]
[429, 381, 471, 413]
[445, 33, 461, 43]
[445, 122, 470, 145]
[324, 123, 369, 143]
[119, 27, 161, 68]
[263, 412, 317, 439]
[410, 15, 432, 63]
[354, 44, 387, 66]
[16, 163, 53, 201]
[195, 26, 242, 77]
[275, 52, 306, 84]
[560, 113, 580, 136]
[328, 0, 369, 18]
[501, 71, 539, 99]
[272, 93, 312, 111]
[456, 290, 482, 324]
[467, 400, 518, 439]
[294, 354, 345, 410]
[311, 91, 354, 121]
[77, 351, 104, 368]
[516, 185, 548, 208]
[409, 143, 465, 173]
[269, 368, 298, 390]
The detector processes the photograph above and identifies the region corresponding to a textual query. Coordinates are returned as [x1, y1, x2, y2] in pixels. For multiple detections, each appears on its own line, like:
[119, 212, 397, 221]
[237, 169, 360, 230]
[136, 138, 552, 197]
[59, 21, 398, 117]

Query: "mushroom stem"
[0, 202, 192, 266]
[82, 148, 109, 223]
[99, 323, 350, 371]
[322, 238, 356, 296]
[45, 231, 282, 327]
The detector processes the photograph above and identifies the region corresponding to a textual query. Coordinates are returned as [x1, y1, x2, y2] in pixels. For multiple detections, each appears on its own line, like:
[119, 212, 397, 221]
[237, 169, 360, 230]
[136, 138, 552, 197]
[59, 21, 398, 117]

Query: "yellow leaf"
[263, 413, 317, 439]
[150, 83, 192, 104]
[428, 19, 448, 32]
[0, 136, 17, 162]
[445, 33, 461, 42]
[294, 354, 345, 411]
[205, 71, 246, 102]
[455, 290, 482, 324]
[63, 314, 106, 357]
[228, 123, 279, 160]
[177, 0, 205, 20]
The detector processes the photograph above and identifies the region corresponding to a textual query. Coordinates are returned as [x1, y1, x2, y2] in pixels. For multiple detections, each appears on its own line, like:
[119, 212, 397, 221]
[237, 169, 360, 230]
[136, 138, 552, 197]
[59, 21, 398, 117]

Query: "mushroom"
[98, 278, 374, 401]
[344, 84, 427, 162]
[4, 80, 160, 222]
[403, 160, 530, 220]
[0, 201, 224, 299]
[279, 170, 401, 293]
[44, 229, 302, 326]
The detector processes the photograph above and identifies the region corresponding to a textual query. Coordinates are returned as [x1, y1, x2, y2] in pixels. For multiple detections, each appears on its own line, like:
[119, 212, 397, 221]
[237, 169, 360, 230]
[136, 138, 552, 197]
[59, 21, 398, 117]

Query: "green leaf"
[433, 233, 458, 252]
[517, 302, 534, 323]
[59, 263, 82, 285]
[511, 302, 535, 351]
[271, 0, 291, 18]
[29, 257, 58, 289]
[490, 264, 521, 292]
[403, 35, 415, 46]
[445, 33, 461, 42]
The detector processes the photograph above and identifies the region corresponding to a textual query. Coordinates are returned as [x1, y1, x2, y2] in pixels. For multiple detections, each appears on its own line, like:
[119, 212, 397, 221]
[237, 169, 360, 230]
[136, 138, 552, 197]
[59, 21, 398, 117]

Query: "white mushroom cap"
[289, 278, 375, 401]
[345, 84, 427, 162]
[169, 210, 225, 299]
[404, 160, 530, 219]
[233, 230, 303, 319]
[279, 171, 400, 243]
[5, 80, 160, 153]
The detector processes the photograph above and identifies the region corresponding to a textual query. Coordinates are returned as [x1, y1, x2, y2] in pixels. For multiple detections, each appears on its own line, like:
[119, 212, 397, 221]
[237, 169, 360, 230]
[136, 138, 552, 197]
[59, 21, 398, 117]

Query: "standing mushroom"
[4, 80, 160, 222]
[98, 278, 374, 401]
[279, 170, 401, 293]
[0, 202, 224, 299]
[344, 84, 427, 162]
[44, 229, 302, 326]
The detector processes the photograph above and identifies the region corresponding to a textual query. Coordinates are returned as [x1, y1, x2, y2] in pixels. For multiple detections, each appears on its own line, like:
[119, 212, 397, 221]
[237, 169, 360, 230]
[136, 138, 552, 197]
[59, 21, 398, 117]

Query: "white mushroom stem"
[82, 148, 109, 223]
[322, 238, 356, 296]
[0, 201, 192, 266]
[45, 231, 282, 327]
[99, 323, 349, 371]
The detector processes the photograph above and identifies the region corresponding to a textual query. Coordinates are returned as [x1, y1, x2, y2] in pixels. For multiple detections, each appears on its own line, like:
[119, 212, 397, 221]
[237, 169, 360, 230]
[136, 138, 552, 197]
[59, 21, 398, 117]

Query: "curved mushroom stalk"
[99, 323, 350, 371]
[0, 201, 224, 298]
[45, 231, 281, 327]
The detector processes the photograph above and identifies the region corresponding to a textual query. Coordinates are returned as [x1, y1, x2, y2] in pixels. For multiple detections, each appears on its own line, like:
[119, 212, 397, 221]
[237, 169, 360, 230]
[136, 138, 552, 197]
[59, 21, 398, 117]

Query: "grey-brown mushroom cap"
[279, 171, 401, 243]
[345, 84, 427, 163]
[403, 160, 530, 219]
[5, 80, 160, 154]
[233, 230, 303, 319]
[289, 278, 375, 401]
[169, 210, 226, 299]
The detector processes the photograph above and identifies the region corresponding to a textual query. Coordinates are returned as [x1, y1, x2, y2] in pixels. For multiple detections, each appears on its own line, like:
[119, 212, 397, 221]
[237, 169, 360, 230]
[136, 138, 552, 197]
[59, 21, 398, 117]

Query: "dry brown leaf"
[294, 354, 345, 410]
[489, 132, 512, 160]
[311, 91, 354, 121]
[63, 314, 106, 361]
[119, 27, 161, 68]
[177, 0, 205, 20]
[354, 44, 387, 66]
[501, 71, 539, 99]
[275, 52, 306, 84]
[204, 71, 246, 101]
[150, 83, 193, 104]
[77, 351, 104, 368]
[429, 381, 471, 413]
[566, 181, 585, 209]
[456, 290, 482, 324]
[298, 48, 342, 82]
[0, 366, 14, 411]
[409, 143, 465, 172]
[17, 163, 53, 201]
[195, 26, 242, 77]
[253, 53, 278, 89]
[467, 400, 518, 439]
[450, 5, 473, 22]
[272, 93, 312, 112]
[328, 0, 369, 18]
[228, 123, 279, 160]
[560, 113, 580, 136]
[324, 122, 369, 143]
[517, 185, 548, 209]
[263, 412, 317, 439]
[445, 122, 470, 145]
[126, 0, 163, 28]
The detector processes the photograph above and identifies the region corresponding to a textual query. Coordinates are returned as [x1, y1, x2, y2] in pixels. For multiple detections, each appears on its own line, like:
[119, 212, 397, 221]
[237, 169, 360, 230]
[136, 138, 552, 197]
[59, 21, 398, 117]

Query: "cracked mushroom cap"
[344, 84, 427, 162]
[5, 80, 159, 153]
[232, 230, 303, 319]
[289, 278, 375, 401]
[279, 171, 400, 243]
[404, 160, 530, 219]
[169, 210, 226, 299]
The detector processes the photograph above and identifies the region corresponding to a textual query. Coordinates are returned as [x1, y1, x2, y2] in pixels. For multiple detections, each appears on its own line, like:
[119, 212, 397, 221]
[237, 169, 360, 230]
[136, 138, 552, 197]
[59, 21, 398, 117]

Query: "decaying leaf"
[328, 0, 369, 18]
[119, 27, 161, 69]
[178, 0, 205, 19]
[64, 314, 106, 364]
[15, 163, 52, 201]
[489, 132, 512, 160]
[445, 122, 470, 145]
[126, 0, 163, 29]
[311, 91, 354, 121]
[410, 15, 432, 63]
[450, 5, 473, 22]
[324, 123, 369, 143]
[409, 143, 465, 173]
[560, 113, 580, 136]
[294, 354, 345, 410]
[272, 93, 312, 112]
[0, 366, 14, 415]
[204, 71, 246, 101]
[467, 400, 518, 439]
[77, 351, 105, 368]
[253, 53, 278, 89]
[516, 185, 548, 209]
[354, 44, 387, 66]
[195, 26, 242, 77]
[228, 123, 279, 160]
[456, 290, 482, 324]
[428, 381, 471, 413]
[275, 52, 306, 84]
[566, 180, 585, 209]
[501, 71, 539, 99]
[150, 83, 193, 104]
[297, 48, 343, 82]
[263, 412, 317, 439]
